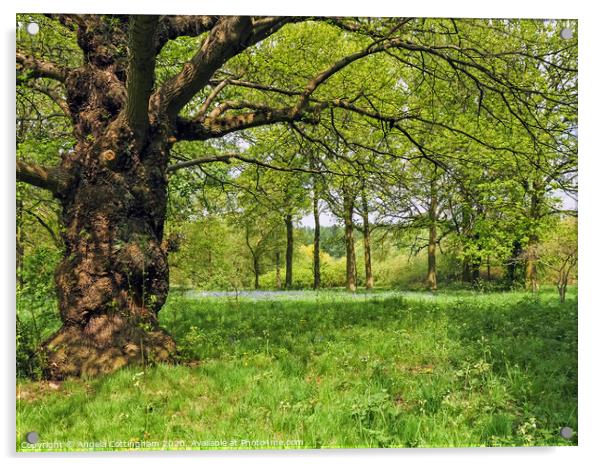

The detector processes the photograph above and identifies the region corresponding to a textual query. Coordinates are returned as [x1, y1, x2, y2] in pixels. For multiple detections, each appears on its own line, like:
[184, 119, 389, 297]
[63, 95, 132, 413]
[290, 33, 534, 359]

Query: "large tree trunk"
[285, 214, 293, 289]
[36, 17, 178, 378]
[43, 136, 175, 379]
[360, 188, 374, 290]
[313, 188, 321, 290]
[343, 188, 357, 292]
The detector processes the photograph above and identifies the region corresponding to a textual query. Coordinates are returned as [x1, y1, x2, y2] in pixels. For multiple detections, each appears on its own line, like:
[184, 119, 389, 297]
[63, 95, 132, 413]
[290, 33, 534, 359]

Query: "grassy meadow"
[16, 288, 577, 451]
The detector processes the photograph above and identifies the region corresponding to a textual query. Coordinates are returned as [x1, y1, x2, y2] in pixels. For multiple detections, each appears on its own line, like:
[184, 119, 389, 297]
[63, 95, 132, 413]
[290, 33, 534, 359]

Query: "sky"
[300, 211, 337, 228]
[298, 190, 578, 229]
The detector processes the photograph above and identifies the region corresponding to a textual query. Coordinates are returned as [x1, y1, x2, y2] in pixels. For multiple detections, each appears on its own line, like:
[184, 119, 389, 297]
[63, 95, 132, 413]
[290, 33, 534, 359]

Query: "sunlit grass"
[16, 288, 577, 451]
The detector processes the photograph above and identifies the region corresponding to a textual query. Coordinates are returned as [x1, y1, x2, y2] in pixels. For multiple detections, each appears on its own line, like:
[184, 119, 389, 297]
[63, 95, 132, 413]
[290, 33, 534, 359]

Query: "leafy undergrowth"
[16, 289, 577, 451]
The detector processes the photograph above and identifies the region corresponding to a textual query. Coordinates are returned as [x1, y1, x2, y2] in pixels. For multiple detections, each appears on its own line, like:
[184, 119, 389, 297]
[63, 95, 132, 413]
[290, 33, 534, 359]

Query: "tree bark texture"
[18, 16, 180, 379]
[360, 187, 373, 290]
[425, 181, 437, 291]
[343, 188, 357, 292]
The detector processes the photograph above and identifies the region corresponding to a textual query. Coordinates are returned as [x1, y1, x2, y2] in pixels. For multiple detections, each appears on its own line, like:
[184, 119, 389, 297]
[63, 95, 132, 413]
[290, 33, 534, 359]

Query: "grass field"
[16, 288, 578, 451]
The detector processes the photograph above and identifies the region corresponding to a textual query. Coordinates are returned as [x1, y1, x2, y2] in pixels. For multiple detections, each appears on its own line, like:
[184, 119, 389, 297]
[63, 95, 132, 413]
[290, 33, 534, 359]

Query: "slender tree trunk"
[343, 188, 357, 292]
[313, 188, 321, 290]
[425, 182, 437, 291]
[507, 239, 523, 285]
[426, 226, 437, 291]
[525, 192, 541, 292]
[557, 271, 568, 303]
[275, 251, 282, 289]
[16, 196, 24, 289]
[460, 204, 473, 284]
[471, 259, 481, 284]
[253, 256, 260, 290]
[245, 226, 260, 290]
[285, 214, 293, 289]
[360, 187, 374, 290]
[462, 254, 481, 285]
[462, 257, 472, 283]
[486, 255, 491, 281]
[525, 234, 539, 292]
[467, 232, 482, 286]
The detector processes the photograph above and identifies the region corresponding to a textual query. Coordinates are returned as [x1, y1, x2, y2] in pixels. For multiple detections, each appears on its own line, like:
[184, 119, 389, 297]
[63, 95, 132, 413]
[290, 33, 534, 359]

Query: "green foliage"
[169, 215, 249, 290]
[538, 217, 578, 282]
[16, 247, 61, 379]
[260, 244, 348, 289]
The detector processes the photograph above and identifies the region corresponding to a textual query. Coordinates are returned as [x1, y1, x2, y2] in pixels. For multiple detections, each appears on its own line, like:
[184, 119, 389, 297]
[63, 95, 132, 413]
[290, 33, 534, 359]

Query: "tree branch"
[153, 16, 254, 118]
[16, 160, 69, 195]
[24, 208, 61, 247]
[167, 153, 338, 175]
[175, 37, 418, 141]
[154, 16, 295, 119]
[209, 78, 302, 97]
[194, 78, 231, 119]
[175, 106, 318, 141]
[291, 38, 408, 117]
[16, 52, 68, 83]
[124, 15, 160, 141]
[155, 15, 219, 52]
[28, 84, 71, 116]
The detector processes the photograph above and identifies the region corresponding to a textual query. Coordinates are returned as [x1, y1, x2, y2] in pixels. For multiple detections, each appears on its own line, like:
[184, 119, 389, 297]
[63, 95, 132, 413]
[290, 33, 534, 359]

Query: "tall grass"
[16, 288, 577, 450]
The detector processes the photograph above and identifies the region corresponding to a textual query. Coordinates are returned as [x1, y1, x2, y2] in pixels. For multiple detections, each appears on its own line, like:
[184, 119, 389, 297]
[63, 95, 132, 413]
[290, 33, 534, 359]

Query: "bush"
[259, 245, 349, 289]
[16, 247, 61, 379]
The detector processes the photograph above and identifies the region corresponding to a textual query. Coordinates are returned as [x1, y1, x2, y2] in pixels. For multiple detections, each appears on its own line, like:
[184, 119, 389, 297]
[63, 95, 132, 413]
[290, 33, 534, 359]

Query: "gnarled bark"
[18, 15, 176, 379]
[43, 133, 176, 379]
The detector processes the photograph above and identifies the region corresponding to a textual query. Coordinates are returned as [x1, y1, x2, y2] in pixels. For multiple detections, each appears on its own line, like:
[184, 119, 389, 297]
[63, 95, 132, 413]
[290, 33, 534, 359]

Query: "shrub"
[16, 247, 61, 379]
